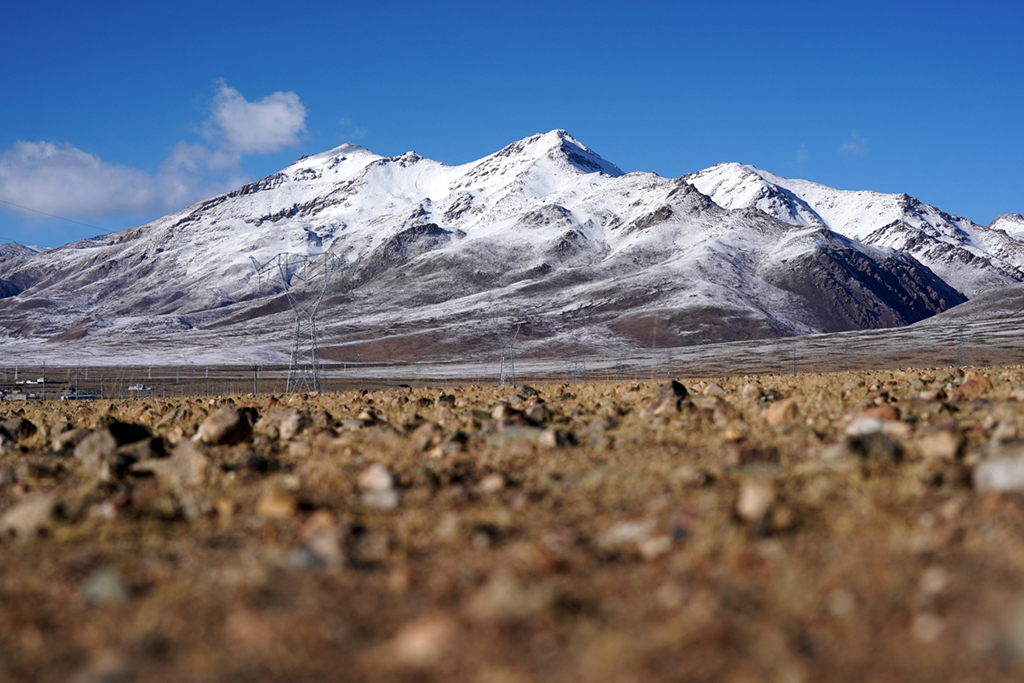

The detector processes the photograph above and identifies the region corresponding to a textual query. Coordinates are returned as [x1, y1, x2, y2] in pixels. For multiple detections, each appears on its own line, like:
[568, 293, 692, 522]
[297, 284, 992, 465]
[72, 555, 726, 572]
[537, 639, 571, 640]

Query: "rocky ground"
[5, 367, 1024, 682]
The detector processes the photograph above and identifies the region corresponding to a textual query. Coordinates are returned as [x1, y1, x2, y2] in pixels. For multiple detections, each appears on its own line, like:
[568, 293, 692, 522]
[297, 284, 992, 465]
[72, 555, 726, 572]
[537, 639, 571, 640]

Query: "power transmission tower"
[252, 252, 346, 393]
[566, 336, 588, 384]
[956, 324, 967, 367]
[494, 318, 523, 387]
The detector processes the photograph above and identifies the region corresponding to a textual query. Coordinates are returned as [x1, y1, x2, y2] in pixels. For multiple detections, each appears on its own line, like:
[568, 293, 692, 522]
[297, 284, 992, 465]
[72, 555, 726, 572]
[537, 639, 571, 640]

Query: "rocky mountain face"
[0, 129, 1012, 365]
[687, 163, 1024, 297]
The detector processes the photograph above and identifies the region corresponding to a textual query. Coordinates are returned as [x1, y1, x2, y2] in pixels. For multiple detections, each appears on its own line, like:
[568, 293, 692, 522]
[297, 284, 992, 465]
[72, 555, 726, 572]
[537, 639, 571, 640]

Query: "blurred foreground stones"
[5, 367, 1024, 681]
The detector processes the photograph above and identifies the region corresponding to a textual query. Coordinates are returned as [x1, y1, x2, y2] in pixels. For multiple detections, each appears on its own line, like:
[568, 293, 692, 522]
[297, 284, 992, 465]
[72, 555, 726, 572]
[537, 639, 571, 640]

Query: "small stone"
[278, 409, 307, 441]
[74, 429, 119, 479]
[723, 443, 780, 469]
[488, 426, 544, 448]
[409, 422, 444, 452]
[255, 490, 297, 519]
[736, 480, 775, 522]
[911, 612, 944, 643]
[359, 463, 399, 510]
[525, 404, 551, 424]
[288, 510, 344, 569]
[86, 500, 117, 521]
[67, 649, 136, 683]
[722, 423, 748, 442]
[1011, 387, 1024, 402]
[464, 571, 556, 622]
[638, 535, 673, 559]
[599, 519, 659, 556]
[196, 407, 251, 445]
[765, 399, 799, 426]
[1, 417, 36, 441]
[847, 432, 903, 462]
[920, 566, 949, 595]
[538, 428, 574, 448]
[81, 568, 130, 605]
[179, 491, 213, 522]
[478, 472, 507, 493]
[362, 489, 400, 510]
[917, 429, 962, 461]
[974, 457, 1024, 492]
[0, 492, 56, 539]
[915, 389, 943, 401]
[845, 417, 885, 437]
[741, 383, 762, 401]
[702, 383, 727, 397]
[856, 405, 900, 422]
[827, 589, 856, 617]
[954, 372, 993, 400]
[992, 421, 1019, 444]
[359, 463, 394, 492]
[392, 613, 459, 667]
[104, 420, 151, 446]
[642, 380, 689, 416]
[140, 440, 209, 491]
[357, 409, 381, 425]
[214, 497, 236, 522]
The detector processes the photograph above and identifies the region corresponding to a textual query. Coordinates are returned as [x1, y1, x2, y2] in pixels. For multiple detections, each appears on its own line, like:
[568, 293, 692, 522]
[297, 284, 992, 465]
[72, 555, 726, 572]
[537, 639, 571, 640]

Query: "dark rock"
[642, 380, 690, 416]
[1, 417, 36, 441]
[847, 432, 903, 463]
[97, 419, 151, 447]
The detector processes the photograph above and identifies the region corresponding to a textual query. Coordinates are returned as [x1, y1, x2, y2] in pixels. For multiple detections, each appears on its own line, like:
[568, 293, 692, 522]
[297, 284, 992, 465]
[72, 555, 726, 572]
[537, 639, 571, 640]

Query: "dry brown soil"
[4, 367, 1024, 682]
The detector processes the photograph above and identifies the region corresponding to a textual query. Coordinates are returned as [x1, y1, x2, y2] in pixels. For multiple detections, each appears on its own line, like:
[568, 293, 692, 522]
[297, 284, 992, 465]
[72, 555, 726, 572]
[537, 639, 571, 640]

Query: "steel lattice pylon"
[566, 336, 588, 384]
[252, 253, 343, 393]
[494, 318, 524, 387]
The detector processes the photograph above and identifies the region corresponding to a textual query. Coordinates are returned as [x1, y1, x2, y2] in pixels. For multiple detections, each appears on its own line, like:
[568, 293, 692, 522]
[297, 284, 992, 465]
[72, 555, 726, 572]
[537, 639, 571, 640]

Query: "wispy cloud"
[838, 130, 869, 156]
[796, 144, 808, 164]
[0, 81, 307, 221]
[339, 117, 368, 139]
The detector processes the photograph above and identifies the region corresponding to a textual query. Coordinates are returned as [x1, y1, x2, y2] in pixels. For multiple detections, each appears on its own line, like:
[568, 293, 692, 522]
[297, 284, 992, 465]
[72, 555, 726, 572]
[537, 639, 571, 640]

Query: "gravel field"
[5, 367, 1024, 682]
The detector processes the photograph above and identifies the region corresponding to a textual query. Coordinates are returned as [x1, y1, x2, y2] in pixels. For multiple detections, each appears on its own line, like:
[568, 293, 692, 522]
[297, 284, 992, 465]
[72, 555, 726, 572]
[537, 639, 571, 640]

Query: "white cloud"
[839, 130, 869, 156]
[0, 82, 308, 221]
[796, 144, 808, 164]
[0, 141, 200, 218]
[208, 81, 307, 155]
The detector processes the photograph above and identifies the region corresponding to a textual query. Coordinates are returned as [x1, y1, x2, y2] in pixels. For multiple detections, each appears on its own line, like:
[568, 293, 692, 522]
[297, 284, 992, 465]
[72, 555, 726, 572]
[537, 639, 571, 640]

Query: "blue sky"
[2, 0, 1022, 247]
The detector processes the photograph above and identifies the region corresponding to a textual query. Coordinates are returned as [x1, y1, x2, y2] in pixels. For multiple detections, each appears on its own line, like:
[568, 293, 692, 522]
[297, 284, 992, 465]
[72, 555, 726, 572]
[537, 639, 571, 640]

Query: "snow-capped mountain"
[991, 213, 1024, 241]
[687, 162, 1024, 297]
[0, 129, 1011, 365]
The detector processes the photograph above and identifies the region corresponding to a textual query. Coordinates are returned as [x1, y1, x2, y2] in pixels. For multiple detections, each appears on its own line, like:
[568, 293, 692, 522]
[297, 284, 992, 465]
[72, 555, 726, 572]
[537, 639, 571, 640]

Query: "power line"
[0, 196, 103, 232]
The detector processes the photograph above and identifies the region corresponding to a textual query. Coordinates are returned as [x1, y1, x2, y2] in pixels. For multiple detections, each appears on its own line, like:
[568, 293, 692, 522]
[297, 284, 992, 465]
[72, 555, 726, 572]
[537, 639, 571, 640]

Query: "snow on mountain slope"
[992, 213, 1024, 241]
[687, 163, 1024, 296]
[0, 130, 984, 364]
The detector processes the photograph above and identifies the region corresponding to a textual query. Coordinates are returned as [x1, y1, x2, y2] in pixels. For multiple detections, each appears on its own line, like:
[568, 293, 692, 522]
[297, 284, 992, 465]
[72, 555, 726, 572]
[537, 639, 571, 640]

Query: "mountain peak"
[289, 142, 376, 169]
[535, 128, 624, 177]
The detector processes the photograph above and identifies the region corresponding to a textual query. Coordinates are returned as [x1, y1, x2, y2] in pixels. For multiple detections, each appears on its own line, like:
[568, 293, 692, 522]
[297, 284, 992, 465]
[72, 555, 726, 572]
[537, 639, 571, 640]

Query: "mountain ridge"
[0, 129, 1014, 365]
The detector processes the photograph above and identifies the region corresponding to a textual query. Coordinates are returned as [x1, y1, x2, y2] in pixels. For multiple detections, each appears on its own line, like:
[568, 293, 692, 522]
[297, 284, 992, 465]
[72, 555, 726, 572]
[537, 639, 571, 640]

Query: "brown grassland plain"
[4, 367, 1024, 682]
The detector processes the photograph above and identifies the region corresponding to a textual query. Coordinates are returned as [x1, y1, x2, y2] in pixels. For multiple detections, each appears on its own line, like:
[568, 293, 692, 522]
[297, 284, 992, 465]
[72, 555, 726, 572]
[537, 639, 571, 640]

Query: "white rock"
[0, 493, 56, 539]
[974, 457, 1024, 492]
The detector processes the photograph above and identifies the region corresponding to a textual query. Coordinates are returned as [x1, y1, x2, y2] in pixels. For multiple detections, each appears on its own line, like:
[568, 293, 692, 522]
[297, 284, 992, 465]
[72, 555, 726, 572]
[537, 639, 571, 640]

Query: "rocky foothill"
[5, 367, 1024, 681]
